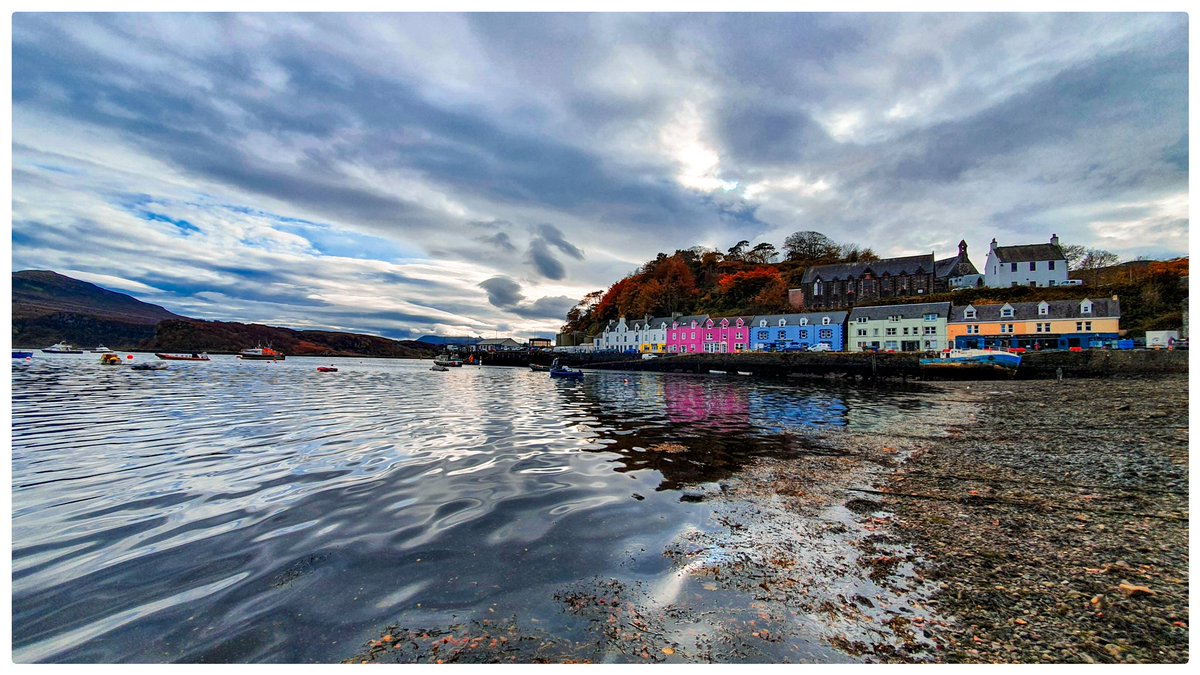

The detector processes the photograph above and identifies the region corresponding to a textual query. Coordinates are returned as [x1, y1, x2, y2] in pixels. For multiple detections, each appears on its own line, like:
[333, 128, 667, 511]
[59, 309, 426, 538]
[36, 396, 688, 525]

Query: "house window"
[923, 326, 936, 335]
[856, 317, 868, 324]
[759, 320, 767, 327]
[1011, 263, 1017, 272]
[1048, 260, 1056, 270]
[735, 332, 743, 339]
[964, 309, 976, 319]
[778, 319, 787, 327]
[924, 313, 937, 321]
[800, 318, 809, 326]
[872, 328, 879, 336]
[691, 332, 696, 339]
[1085, 321, 1092, 331]
[1029, 261, 1036, 271]
[1081, 303, 1092, 314]
[886, 328, 898, 336]
[1000, 324, 1014, 334]
[822, 317, 830, 325]
[706, 332, 713, 341]
[967, 325, 979, 334]
[819, 329, 833, 339]
[1038, 305, 1048, 316]
[757, 330, 769, 340]
[1001, 307, 1013, 318]
[1049, 280, 1057, 286]
[856, 329, 867, 337]
[1076, 322, 1083, 331]
[889, 315, 900, 322]
[777, 330, 786, 340]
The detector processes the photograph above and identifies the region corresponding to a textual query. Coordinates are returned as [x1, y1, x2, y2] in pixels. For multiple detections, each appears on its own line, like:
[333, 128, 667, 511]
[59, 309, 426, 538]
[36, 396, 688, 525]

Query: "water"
[11, 354, 935, 663]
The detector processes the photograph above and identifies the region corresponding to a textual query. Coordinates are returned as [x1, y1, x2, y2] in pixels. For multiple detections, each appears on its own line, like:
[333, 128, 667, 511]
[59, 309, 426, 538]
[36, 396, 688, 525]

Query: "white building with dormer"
[984, 234, 1070, 288]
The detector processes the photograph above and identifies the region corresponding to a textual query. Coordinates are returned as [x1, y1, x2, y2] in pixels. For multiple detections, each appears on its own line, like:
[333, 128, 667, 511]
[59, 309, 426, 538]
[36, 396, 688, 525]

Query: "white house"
[984, 234, 1069, 288]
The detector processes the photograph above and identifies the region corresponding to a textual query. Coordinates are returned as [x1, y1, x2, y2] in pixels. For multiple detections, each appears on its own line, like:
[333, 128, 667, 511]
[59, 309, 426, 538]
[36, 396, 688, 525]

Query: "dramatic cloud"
[9, 13, 1188, 340]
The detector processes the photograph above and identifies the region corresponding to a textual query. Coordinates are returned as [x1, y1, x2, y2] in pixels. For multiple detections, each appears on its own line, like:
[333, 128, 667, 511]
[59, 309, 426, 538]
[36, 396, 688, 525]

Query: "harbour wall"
[474, 349, 1188, 380]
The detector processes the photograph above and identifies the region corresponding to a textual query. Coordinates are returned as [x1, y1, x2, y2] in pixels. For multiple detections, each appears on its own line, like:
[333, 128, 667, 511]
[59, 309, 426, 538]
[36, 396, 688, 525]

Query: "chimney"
[1050, 233, 1059, 246]
[990, 238, 998, 252]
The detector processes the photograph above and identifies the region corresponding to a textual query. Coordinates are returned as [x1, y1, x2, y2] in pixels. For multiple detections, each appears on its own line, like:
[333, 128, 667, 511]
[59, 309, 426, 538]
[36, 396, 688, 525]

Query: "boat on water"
[90, 345, 115, 353]
[42, 342, 83, 354]
[99, 353, 123, 365]
[430, 364, 450, 372]
[316, 366, 338, 372]
[433, 355, 463, 367]
[130, 362, 168, 371]
[530, 363, 551, 372]
[13, 351, 33, 359]
[548, 358, 584, 379]
[156, 352, 210, 361]
[238, 345, 286, 360]
[920, 348, 1021, 377]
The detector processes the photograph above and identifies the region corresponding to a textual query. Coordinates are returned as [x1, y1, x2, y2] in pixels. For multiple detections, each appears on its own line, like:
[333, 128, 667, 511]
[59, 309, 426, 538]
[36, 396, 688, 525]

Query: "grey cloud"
[479, 276, 524, 308]
[477, 231, 518, 253]
[534, 224, 584, 260]
[526, 238, 565, 280]
[510, 295, 576, 321]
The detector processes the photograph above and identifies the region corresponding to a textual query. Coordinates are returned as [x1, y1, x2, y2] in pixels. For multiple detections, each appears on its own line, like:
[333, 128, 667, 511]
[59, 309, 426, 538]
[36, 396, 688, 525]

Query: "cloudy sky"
[9, 12, 1189, 340]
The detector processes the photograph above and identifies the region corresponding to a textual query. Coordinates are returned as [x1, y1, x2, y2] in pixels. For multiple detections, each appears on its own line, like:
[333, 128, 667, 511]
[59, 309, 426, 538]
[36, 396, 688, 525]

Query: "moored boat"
[130, 362, 168, 371]
[316, 366, 338, 372]
[548, 358, 584, 379]
[90, 345, 115, 353]
[12, 351, 33, 359]
[42, 342, 83, 354]
[920, 348, 1020, 377]
[238, 345, 286, 360]
[433, 355, 462, 367]
[530, 363, 551, 372]
[100, 353, 123, 365]
[430, 364, 450, 372]
[156, 352, 210, 361]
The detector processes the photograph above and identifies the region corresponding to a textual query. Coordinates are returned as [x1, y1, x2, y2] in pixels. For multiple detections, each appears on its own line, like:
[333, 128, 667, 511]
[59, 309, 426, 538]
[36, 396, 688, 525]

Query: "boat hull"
[549, 369, 583, 379]
[156, 353, 210, 361]
[42, 349, 83, 354]
[238, 354, 285, 360]
[920, 351, 1020, 378]
[12, 351, 33, 359]
[433, 360, 462, 367]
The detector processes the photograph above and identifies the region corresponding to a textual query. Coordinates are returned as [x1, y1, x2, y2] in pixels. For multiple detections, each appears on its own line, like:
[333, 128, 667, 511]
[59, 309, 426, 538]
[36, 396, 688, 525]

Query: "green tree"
[783, 231, 840, 263]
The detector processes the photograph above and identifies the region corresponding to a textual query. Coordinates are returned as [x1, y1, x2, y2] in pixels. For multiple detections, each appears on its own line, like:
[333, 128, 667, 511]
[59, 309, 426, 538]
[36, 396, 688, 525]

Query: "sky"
[8, 11, 1190, 340]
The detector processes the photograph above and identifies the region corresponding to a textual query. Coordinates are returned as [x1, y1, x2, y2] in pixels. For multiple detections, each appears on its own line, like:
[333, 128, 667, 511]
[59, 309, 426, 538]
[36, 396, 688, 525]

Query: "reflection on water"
[11, 355, 934, 663]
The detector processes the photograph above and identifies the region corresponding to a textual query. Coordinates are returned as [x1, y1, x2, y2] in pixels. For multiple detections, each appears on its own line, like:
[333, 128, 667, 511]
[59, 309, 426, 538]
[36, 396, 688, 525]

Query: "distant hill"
[11, 270, 441, 358]
[415, 335, 483, 346]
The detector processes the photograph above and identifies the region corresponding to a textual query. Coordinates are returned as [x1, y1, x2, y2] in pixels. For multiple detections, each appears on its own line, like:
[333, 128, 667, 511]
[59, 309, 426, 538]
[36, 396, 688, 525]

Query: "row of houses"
[795, 235, 1078, 310]
[594, 296, 1121, 354]
[415, 335, 553, 352]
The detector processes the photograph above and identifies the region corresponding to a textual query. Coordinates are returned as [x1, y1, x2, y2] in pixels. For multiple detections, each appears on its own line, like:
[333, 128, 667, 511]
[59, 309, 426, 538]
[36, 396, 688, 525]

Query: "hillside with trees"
[560, 232, 1187, 340]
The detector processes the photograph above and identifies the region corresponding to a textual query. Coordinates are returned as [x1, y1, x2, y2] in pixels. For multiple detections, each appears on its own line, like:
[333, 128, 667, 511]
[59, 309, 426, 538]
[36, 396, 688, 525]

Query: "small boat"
[42, 342, 83, 354]
[99, 353, 123, 365]
[709, 369, 727, 375]
[130, 362, 168, 371]
[530, 363, 551, 372]
[920, 348, 1020, 378]
[316, 366, 338, 372]
[433, 355, 462, 367]
[430, 365, 449, 372]
[12, 351, 33, 359]
[156, 352, 210, 361]
[90, 345, 115, 353]
[548, 358, 584, 379]
[238, 345, 286, 360]
[737, 371, 752, 376]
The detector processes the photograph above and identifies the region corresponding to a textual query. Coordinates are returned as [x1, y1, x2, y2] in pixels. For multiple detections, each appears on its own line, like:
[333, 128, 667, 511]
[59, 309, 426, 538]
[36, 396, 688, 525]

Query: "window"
[924, 313, 937, 321]
[872, 329, 879, 336]
[822, 317, 830, 325]
[799, 329, 808, 339]
[856, 316, 868, 324]
[964, 308, 976, 319]
[967, 325, 979, 334]
[1001, 307, 1013, 318]
[1029, 261, 1036, 271]
[1076, 322, 1083, 332]
[819, 329, 833, 339]
[706, 332, 713, 341]
[735, 332, 743, 339]
[923, 326, 936, 335]
[800, 318, 809, 326]
[1048, 260, 1056, 270]
[777, 330, 786, 340]
[889, 315, 901, 322]
[1011, 262, 1017, 272]
[759, 320, 767, 327]
[670, 345, 677, 353]
[1000, 324, 1014, 334]
[886, 328, 898, 336]
[1038, 304, 1048, 316]
[856, 329, 867, 337]
[1085, 321, 1092, 331]
[1049, 280, 1056, 286]
[757, 330, 769, 340]
[1081, 302, 1092, 314]
[691, 332, 696, 339]
[778, 319, 787, 327]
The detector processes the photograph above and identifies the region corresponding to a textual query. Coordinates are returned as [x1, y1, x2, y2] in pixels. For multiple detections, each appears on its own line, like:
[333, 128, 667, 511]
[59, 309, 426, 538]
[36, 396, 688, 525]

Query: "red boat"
[316, 366, 338, 372]
[156, 352, 210, 361]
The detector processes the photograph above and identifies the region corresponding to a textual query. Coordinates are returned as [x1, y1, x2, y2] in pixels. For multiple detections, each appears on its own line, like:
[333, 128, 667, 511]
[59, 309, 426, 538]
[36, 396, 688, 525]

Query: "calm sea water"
[11, 354, 932, 663]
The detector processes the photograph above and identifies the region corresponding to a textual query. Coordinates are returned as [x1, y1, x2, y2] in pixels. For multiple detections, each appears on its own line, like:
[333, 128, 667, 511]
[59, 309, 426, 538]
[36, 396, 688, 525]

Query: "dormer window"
[1081, 300, 1092, 315]
[1000, 305, 1014, 318]
[759, 319, 767, 327]
[778, 319, 787, 327]
[964, 306, 976, 319]
[856, 316, 868, 324]
[822, 317, 830, 325]
[889, 315, 901, 322]
[799, 318, 809, 326]
[1038, 302, 1049, 316]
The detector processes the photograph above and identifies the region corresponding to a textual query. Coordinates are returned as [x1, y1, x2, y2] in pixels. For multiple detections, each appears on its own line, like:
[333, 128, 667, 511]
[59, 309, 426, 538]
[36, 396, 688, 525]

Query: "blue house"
[749, 311, 849, 352]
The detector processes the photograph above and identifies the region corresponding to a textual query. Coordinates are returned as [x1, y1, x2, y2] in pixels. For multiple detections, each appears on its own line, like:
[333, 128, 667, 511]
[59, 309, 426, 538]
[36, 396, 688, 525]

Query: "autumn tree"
[712, 267, 789, 313]
[725, 240, 750, 261]
[745, 242, 779, 264]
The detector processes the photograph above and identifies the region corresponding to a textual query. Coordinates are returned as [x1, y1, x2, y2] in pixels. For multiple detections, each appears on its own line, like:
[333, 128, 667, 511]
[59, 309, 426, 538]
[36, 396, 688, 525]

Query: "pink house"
[666, 315, 752, 354]
[666, 314, 708, 354]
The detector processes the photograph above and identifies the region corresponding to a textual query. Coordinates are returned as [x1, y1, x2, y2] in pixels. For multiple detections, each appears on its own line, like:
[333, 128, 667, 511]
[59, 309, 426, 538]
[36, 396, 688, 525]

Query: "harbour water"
[12, 354, 939, 663]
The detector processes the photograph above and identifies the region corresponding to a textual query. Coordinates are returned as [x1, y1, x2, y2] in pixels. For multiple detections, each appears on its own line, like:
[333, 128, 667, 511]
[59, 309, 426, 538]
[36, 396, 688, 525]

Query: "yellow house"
[948, 297, 1120, 350]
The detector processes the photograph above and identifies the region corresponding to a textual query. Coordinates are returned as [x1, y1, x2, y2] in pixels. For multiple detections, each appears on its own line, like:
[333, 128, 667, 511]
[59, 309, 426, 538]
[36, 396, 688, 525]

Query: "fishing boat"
[42, 342, 83, 354]
[156, 352, 210, 361]
[316, 366, 338, 372]
[130, 362, 168, 371]
[90, 345, 115, 353]
[238, 345, 286, 360]
[530, 363, 551, 372]
[433, 355, 463, 367]
[919, 348, 1020, 377]
[12, 351, 33, 359]
[548, 358, 584, 379]
[430, 364, 449, 372]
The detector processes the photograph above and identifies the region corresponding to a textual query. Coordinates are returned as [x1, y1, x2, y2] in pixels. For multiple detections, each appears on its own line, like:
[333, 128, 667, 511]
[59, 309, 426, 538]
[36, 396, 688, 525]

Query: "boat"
[42, 342, 83, 354]
[316, 366, 338, 372]
[130, 362, 168, 371]
[548, 358, 584, 379]
[238, 345, 286, 360]
[430, 364, 449, 372]
[919, 348, 1020, 377]
[99, 353, 123, 365]
[530, 363, 551, 372]
[12, 351, 33, 359]
[433, 354, 463, 367]
[156, 352, 210, 361]
[90, 345, 115, 353]
[709, 369, 727, 375]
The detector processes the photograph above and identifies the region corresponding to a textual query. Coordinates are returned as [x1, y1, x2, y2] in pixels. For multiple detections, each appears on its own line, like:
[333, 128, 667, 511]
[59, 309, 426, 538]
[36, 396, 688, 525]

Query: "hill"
[11, 270, 441, 358]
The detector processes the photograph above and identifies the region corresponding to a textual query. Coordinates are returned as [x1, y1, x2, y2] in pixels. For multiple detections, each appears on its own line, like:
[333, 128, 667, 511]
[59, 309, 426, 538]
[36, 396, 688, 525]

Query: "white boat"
[42, 342, 83, 354]
[238, 345, 286, 360]
[920, 348, 1021, 376]
[90, 345, 115, 353]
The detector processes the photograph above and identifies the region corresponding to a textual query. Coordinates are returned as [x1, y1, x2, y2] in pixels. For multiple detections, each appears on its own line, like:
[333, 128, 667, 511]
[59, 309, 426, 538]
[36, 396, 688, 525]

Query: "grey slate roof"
[935, 253, 980, 279]
[801, 253, 935, 284]
[848, 302, 952, 321]
[670, 314, 709, 326]
[992, 243, 1066, 263]
[477, 337, 522, 345]
[752, 311, 849, 326]
[949, 298, 1120, 322]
